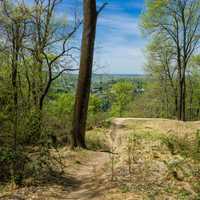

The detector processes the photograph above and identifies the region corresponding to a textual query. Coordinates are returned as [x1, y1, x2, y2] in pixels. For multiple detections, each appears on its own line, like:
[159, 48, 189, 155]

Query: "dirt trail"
[1, 121, 117, 200]
[65, 118, 133, 200]
[0, 118, 166, 200]
[65, 151, 110, 200]
[2, 118, 200, 200]
[64, 118, 132, 200]
[1, 151, 111, 200]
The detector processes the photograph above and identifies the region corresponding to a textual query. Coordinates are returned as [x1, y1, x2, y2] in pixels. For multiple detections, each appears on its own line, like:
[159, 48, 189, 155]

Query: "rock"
[173, 169, 184, 181]
[168, 155, 184, 166]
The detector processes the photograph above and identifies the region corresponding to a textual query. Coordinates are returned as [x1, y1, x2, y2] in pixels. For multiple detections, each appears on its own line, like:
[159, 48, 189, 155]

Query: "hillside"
[1, 118, 200, 200]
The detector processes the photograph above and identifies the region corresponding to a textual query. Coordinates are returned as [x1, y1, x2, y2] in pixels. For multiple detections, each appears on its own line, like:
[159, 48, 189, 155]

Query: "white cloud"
[56, 0, 147, 74]
[95, 41, 146, 74]
[94, 10, 146, 74]
[98, 13, 140, 36]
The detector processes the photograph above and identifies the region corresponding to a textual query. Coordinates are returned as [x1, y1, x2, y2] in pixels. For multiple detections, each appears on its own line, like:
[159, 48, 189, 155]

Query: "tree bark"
[177, 43, 183, 121]
[71, 0, 99, 148]
[11, 21, 21, 184]
[182, 74, 186, 121]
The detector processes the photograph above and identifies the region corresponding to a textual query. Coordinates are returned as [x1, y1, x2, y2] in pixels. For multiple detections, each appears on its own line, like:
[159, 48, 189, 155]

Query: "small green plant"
[177, 189, 191, 199]
[196, 130, 200, 153]
[127, 132, 138, 179]
[162, 134, 191, 157]
[120, 184, 130, 193]
[162, 135, 178, 155]
[0, 146, 28, 185]
[86, 129, 109, 151]
[162, 130, 200, 162]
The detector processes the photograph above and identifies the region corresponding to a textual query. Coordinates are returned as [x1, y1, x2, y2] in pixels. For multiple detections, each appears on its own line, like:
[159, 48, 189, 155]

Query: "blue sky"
[27, 0, 146, 74]
[95, 0, 147, 74]
[62, 0, 147, 74]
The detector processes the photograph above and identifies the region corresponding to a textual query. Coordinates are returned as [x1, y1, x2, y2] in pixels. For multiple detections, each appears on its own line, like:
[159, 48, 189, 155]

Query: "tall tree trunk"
[11, 49, 18, 183]
[71, 0, 98, 148]
[188, 76, 193, 120]
[182, 75, 186, 121]
[197, 98, 200, 120]
[71, 0, 106, 148]
[174, 94, 178, 117]
[177, 45, 183, 121]
[11, 23, 20, 184]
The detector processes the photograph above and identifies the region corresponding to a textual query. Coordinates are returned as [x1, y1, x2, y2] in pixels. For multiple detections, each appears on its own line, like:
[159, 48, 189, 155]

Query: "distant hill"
[91, 73, 146, 83]
[51, 73, 146, 93]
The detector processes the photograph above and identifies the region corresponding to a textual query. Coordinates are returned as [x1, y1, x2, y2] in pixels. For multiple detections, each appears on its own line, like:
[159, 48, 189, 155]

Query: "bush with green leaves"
[110, 80, 134, 117]
[87, 94, 110, 128]
[45, 92, 110, 143]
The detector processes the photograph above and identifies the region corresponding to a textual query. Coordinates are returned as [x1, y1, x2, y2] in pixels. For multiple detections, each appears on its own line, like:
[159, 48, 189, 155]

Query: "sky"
[61, 0, 147, 74]
[27, 0, 147, 74]
[95, 0, 147, 74]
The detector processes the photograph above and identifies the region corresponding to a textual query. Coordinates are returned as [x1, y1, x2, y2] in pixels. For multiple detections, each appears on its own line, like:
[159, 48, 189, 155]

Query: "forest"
[1, 0, 200, 199]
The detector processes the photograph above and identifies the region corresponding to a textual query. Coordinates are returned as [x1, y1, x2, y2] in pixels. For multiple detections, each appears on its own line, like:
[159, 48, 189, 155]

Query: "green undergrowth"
[162, 131, 200, 161]
[121, 126, 200, 198]
[86, 128, 110, 151]
[127, 127, 200, 161]
[128, 130, 163, 141]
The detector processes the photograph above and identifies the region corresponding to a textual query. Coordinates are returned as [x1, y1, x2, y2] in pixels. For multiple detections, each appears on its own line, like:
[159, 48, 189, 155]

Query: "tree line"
[1, 0, 200, 186]
[141, 0, 200, 121]
[0, 0, 107, 185]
